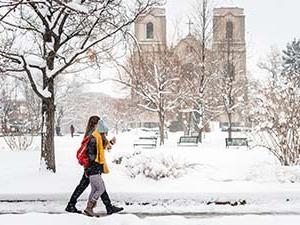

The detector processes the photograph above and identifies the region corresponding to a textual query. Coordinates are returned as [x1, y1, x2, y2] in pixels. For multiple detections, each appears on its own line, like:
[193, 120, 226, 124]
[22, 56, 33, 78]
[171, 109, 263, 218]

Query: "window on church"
[146, 22, 154, 39]
[226, 21, 233, 39]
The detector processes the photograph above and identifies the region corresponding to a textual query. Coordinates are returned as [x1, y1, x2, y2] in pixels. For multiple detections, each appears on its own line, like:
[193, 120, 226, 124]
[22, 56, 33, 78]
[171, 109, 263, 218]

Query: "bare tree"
[179, 0, 222, 140]
[250, 77, 300, 166]
[54, 77, 85, 135]
[0, 0, 163, 172]
[0, 76, 6, 116]
[212, 28, 248, 138]
[0, 79, 40, 151]
[57, 88, 134, 135]
[215, 62, 247, 138]
[117, 49, 184, 145]
[258, 47, 282, 80]
[108, 99, 135, 134]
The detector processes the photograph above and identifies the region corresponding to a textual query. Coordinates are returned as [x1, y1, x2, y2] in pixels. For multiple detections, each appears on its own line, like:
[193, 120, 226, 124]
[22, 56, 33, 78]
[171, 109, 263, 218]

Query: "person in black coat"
[70, 124, 75, 138]
[65, 116, 123, 215]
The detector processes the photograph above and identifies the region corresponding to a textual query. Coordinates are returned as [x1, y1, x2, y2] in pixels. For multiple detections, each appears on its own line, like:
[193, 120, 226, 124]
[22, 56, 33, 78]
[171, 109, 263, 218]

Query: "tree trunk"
[188, 112, 192, 136]
[158, 113, 165, 145]
[228, 112, 232, 139]
[198, 128, 203, 143]
[40, 79, 56, 172]
[55, 108, 63, 136]
[198, 112, 203, 143]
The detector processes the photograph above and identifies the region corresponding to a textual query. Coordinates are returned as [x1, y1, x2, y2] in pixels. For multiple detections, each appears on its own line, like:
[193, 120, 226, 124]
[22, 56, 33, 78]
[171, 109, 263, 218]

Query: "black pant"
[69, 173, 89, 205]
[68, 172, 112, 208]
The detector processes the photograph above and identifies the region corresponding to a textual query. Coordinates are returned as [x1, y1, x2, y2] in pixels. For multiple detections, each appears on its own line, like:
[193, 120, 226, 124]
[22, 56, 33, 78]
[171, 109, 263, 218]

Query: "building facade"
[133, 7, 248, 130]
[134, 8, 167, 52]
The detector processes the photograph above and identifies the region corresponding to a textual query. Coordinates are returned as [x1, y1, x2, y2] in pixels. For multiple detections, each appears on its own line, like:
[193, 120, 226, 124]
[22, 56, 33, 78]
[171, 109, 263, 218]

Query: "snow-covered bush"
[250, 41, 300, 166]
[249, 78, 300, 166]
[112, 151, 142, 165]
[112, 151, 196, 180]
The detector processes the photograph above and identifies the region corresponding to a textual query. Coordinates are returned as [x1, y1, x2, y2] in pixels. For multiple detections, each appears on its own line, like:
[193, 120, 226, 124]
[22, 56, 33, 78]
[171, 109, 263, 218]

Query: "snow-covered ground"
[1, 128, 300, 218]
[2, 213, 300, 225]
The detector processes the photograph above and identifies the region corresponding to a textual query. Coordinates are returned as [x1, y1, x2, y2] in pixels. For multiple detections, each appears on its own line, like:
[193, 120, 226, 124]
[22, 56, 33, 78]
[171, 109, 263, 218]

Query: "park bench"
[177, 136, 199, 147]
[133, 136, 158, 148]
[225, 138, 248, 148]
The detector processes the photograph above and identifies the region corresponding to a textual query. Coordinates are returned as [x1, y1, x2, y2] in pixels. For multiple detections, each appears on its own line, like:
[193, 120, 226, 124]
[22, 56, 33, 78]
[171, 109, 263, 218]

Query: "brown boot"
[91, 201, 101, 217]
[84, 200, 96, 217]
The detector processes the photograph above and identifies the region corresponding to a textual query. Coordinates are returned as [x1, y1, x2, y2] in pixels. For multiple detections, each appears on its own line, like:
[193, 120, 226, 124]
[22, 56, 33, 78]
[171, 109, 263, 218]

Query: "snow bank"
[112, 150, 196, 180]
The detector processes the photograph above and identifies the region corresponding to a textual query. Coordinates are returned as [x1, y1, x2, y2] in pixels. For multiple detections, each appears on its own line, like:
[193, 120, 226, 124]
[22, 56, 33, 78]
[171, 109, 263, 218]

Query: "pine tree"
[282, 39, 300, 77]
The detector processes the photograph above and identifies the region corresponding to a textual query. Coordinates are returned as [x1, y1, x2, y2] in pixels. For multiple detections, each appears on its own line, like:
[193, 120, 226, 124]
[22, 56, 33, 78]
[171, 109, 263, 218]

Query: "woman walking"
[84, 119, 123, 216]
[65, 116, 123, 216]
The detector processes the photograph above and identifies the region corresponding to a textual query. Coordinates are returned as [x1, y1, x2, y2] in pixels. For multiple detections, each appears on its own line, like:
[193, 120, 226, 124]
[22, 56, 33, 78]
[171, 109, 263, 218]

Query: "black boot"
[106, 205, 124, 215]
[66, 173, 89, 214]
[101, 191, 124, 215]
[65, 203, 82, 214]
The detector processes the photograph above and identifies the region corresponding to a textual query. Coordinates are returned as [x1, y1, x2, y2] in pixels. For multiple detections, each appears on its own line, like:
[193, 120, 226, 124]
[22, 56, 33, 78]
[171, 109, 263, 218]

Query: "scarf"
[92, 130, 109, 174]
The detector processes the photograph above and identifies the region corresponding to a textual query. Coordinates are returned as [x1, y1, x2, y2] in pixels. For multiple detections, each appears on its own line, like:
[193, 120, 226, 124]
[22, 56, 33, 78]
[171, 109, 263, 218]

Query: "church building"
[132, 6, 247, 131]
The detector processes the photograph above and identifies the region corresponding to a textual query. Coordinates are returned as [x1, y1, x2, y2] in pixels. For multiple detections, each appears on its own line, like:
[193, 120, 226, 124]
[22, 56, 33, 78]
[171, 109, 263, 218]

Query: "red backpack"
[76, 136, 90, 168]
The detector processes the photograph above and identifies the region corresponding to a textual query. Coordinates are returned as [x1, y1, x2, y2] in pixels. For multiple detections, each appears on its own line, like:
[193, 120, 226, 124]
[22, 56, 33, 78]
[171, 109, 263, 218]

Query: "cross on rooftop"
[186, 18, 194, 35]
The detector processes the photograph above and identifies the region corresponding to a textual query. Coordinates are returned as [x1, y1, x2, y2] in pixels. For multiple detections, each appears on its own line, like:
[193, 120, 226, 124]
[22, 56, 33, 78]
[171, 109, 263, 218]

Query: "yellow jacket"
[92, 130, 110, 174]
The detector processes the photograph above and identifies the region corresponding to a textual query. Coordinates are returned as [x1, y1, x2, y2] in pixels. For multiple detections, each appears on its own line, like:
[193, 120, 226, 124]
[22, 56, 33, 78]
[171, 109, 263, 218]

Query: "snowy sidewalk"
[1, 213, 300, 225]
[1, 190, 300, 215]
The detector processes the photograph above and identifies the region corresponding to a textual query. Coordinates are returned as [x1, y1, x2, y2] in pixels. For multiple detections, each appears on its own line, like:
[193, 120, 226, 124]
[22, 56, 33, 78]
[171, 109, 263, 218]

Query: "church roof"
[174, 34, 199, 50]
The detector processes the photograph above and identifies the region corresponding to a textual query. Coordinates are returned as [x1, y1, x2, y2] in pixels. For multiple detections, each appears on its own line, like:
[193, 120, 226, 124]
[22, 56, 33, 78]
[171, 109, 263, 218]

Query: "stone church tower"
[212, 7, 247, 126]
[134, 8, 167, 52]
[212, 7, 246, 80]
[128, 8, 167, 128]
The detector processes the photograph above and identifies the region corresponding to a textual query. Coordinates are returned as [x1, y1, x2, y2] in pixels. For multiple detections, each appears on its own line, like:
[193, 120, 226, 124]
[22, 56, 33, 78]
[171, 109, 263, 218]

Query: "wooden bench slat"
[225, 138, 248, 147]
[133, 136, 157, 148]
[177, 136, 199, 146]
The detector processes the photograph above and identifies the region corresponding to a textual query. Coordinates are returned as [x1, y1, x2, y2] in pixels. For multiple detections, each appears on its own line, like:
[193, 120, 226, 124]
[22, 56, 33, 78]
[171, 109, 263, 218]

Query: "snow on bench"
[177, 136, 199, 147]
[225, 138, 248, 148]
[133, 137, 158, 149]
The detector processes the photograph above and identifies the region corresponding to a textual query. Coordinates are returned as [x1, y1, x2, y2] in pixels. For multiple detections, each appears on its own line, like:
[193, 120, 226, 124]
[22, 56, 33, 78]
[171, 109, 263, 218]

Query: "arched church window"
[226, 21, 233, 39]
[146, 22, 154, 39]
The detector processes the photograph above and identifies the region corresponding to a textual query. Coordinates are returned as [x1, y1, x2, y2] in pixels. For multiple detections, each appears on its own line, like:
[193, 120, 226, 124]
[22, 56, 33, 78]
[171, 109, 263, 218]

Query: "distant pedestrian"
[70, 124, 75, 138]
[56, 126, 61, 136]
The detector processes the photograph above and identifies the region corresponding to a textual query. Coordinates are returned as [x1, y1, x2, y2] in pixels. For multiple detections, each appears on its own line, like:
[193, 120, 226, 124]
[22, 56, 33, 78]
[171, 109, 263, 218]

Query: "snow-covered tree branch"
[0, 0, 164, 172]
[117, 49, 184, 145]
[250, 40, 300, 166]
